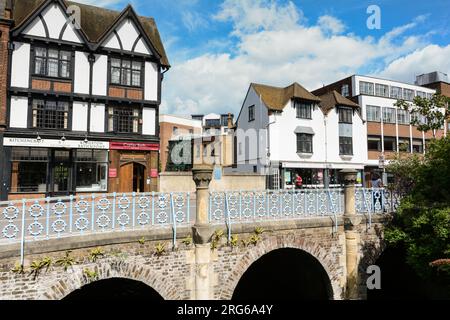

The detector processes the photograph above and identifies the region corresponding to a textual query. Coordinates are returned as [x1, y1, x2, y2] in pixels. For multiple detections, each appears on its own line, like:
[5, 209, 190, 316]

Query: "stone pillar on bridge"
[341, 169, 362, 300]
[192, 165, 214, 300]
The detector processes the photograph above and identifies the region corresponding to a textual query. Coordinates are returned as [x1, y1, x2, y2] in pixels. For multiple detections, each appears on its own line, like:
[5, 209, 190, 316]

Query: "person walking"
[294, 174, 303, 190]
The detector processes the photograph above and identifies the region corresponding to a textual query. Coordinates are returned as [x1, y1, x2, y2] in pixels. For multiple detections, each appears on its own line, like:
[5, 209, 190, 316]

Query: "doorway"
[50, 150, 72, 196]
[119, 162, 146, 193]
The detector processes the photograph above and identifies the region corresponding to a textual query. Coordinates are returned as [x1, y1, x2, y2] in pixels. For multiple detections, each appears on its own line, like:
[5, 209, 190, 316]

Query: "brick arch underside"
[39, 261, 181, 300]
[218, 235, 343, 300]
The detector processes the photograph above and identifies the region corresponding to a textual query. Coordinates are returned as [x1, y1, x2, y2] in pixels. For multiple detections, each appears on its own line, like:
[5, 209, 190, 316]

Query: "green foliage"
[11, 263, 25, 274]
[89, 247, 105, 263]
[109, 249, 127, 260]
[138, 237, 146, 245]
[29, 257, 52, 279]
[254, 227, 265, 235]
[83, 268, 98, 281]
[56, 251, 75, 271]
[229, 235, 239, 247]
[386, 137, 450, 282]
[181, 235, 192, 247]
[211, 229, 224, 250]
[394, 93, 450, 137]
[154, 242, 166, 256]
[249, 234, 261, 246]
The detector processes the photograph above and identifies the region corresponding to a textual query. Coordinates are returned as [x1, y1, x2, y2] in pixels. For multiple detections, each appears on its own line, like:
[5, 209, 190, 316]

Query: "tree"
[386, 137, 450, 285]
[394, 93, 450, 138]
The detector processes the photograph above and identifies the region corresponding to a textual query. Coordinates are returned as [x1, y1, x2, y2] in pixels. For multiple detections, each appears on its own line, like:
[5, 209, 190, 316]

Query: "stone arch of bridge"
[218, 235, 342, 300]
[39, 260, 182, 300]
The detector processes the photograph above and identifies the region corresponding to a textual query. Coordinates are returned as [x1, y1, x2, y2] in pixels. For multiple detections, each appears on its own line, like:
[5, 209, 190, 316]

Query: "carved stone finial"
[192, 165, 213, 189]
[340, 169, 358, 186]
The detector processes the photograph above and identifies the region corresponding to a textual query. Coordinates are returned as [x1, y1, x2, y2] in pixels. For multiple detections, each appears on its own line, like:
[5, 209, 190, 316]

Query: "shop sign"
[3, 137, 109, 149]
[109, 168, 117, 178]
[110, 142, 159, 151]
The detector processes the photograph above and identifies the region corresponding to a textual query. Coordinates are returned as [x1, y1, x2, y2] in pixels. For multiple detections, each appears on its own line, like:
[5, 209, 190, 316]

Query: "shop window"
[32, 99, 69, 129]
[108, 107, 141, 133]
[75, 150, 108, 192]
[10, 148, 48, 193]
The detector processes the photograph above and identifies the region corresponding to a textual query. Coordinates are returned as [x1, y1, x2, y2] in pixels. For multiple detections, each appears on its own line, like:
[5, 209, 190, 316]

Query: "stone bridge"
[0, 168, 392, 300]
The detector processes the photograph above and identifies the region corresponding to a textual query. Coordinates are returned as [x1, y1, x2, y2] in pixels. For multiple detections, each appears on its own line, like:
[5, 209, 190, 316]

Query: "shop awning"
[294, 126, 315, 135]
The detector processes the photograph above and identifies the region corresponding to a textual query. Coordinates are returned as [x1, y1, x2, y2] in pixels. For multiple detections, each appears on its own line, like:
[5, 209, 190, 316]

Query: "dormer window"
[111, 58, 142, 87]
[33, 47, 71, 78]
[295, 101, 312, 119]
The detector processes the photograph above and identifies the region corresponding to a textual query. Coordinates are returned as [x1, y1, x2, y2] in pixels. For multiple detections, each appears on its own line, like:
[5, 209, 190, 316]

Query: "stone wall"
[159, 171, 265, 193]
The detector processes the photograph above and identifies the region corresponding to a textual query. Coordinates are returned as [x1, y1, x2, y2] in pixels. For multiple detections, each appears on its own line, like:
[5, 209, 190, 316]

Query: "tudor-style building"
[0, 0, 169, 200]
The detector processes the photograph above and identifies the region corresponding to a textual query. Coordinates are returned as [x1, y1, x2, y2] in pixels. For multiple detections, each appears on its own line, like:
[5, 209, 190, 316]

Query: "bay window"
[339, 107, 353, 123]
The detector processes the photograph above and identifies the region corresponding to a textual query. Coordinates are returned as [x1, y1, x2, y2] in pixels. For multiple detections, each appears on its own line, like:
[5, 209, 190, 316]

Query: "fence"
[0, 192, 192, 260]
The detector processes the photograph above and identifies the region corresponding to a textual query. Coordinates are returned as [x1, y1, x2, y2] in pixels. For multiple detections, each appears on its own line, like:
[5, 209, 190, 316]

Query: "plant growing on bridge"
[138, 237, 146, 245]
[11, 263, 25, 275]
[254, 227, 265, 235]
[56, 251, 75, 271]
[154, 242, 166, 256]
[29, 257, 52, 279]
[211, 229, 224, 250]
[83, 268, 98, 281]
[89, 247, 105, 263]
[229, 235, 239, 248]
[181, 234, 192, 247]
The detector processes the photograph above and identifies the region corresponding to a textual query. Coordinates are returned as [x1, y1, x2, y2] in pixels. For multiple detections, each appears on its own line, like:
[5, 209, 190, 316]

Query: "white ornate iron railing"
[0, 192, 192, 264]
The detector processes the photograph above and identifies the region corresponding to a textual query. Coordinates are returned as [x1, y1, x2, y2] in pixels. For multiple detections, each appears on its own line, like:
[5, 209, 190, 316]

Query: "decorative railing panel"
[355, 188, 401, 214]
[0, 192, 191, 245]
[209, 189, 345, 225]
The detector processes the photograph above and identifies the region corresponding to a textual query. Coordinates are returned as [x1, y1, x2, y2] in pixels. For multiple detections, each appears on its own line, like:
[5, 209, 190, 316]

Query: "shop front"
[281, 163, 364, 189]
[3, 137, 110, 200]
[108, 142, 159, 193]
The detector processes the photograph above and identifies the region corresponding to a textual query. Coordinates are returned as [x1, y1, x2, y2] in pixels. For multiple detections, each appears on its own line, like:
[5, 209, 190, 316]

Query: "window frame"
[359, 81, 374, 95]
[31, 98, 70, 130]
[341, 84, 349, 97]
[108, 106, 142, 134]
[367, 136, 382, 151]
[295, 100, 313, 119]
[366, 105, 381, 122]
[109, 57, 144, 88]
[339, 136, 353, 155]
[296, 133, 313, 154]
[375, 84, 389, 97]
[339, 107, 353, 124]
[382, 107, 396, 124]
[390, 86, 403, 99]
[248, 105, 255, 122]
[32, 46, 72, 79]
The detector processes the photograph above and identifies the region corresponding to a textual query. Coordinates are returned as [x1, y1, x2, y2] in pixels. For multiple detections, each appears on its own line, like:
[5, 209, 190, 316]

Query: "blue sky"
[79, 0, 450, 116]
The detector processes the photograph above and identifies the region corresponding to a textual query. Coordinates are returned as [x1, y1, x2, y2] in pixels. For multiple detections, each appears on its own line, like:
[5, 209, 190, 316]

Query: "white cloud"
[162, 1, 441, 117]
[74, 0, 125, 7]
[318, 15, 345, 34]
[377, 44, 450, 83]
[182, 11, 209, 33]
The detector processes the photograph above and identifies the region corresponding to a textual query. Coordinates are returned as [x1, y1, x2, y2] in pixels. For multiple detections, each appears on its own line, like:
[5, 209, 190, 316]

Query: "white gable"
[116, 19, 140, 51]
[103, 33, 121, 50]
[22, 3, 82, 43]
[134, 38, 151, 55]
[23, 17, 46, 37]
[103, 18, 152, 55]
